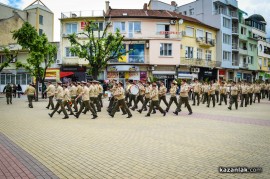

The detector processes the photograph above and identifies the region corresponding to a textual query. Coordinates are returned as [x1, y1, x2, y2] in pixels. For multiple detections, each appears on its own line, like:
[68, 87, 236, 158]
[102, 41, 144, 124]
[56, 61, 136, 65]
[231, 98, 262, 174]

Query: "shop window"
[129, 44, 145, 63]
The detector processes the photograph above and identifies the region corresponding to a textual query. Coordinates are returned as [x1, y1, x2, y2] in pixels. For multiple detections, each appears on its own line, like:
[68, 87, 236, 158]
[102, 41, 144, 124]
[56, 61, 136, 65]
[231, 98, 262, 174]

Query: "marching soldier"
[240, 81, 248, 107]
[228, 81, 238, 110]
[166, 81, 178, 112]
[253, 82, 261, 103]
[260, 81, 266, 99]
[128, 81, 137, 108]
[145, 83, 166, 117]
[48, 82, 69, 119]
[3, 82, 12, 105]
[202, 82, 209, 104]
[213, 80, 220, 103]
[76, 82, 83, 105]
[24, 83, 35, 108]
[125, 80, 131, 104]
[44, 81, 55, 110]
[93, 81, 101, 112]
[97, 81, 103, 108]
[137, 82, 151, 113]
[70, 82, 78, 112]
[108, 80, 118, 113]
[159, 81, 169, 108]
[173, 80, 192, 115]
[192, 79, 201, 106]
[218, 82, 227, 105]
[74, 81, 97, 119]
[109, 82, 132, 118]
[57, 84, 74, 115]
[207, 82, 216, 108]
[131, 81, 145, 111]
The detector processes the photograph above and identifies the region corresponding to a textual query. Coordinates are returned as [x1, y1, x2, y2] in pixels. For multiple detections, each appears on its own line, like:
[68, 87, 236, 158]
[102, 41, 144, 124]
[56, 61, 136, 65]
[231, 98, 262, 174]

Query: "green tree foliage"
[13, 22, 56, 101]
[68, 20, 130, 79]
[0, 47, 18, 72]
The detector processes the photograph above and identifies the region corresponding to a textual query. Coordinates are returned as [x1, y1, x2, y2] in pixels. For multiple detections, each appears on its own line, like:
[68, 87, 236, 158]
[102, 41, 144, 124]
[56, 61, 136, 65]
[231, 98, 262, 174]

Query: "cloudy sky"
[1, 0, 269, 41]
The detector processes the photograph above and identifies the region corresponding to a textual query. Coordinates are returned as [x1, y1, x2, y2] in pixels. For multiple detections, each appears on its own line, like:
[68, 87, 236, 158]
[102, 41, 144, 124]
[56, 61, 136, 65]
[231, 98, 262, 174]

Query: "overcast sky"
[1, 0, 269, 41]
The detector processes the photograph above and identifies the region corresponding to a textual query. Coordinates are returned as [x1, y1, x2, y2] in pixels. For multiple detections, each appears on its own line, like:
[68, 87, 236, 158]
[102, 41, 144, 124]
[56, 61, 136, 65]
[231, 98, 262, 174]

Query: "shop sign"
[61, 66, 86, 72]
[107, 72, 119, 79]
[204, 71, 213, 76]
[45, 68, 60, 81]
[107, 65, 140, 72]
[153, 74, 175, 79]
[219, 69, 226, 76]
[237, 72, 242, 78]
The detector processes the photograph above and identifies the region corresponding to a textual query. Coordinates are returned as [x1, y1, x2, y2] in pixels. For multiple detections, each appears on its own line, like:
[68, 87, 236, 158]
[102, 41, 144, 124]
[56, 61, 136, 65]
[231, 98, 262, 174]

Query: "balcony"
[230, 11, 238, 21]
[232, 27, 238, 35]
[196, 37, 215, 47]
[180, 57, 221, 68]
[62, 58, 80, 65]
[239, 47, 248, 55]
[232, 43, 238, 51]
[232, 59, 239, 66]
[61, 10, 104, 19]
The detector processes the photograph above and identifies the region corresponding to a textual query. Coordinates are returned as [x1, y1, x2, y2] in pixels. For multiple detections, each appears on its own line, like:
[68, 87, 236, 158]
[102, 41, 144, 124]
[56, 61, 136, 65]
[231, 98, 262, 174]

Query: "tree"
[13, 22, 56, 101]
[0, 47, 18, 73]
[68, 20, 130, 80]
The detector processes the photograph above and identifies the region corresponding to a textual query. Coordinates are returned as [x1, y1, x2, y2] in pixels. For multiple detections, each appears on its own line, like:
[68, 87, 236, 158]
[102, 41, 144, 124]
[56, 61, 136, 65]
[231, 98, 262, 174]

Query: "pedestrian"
[12, 83, 17, 98]
[24, 83, 35, 108]
[17, 84, 22, 98]
[3, 83, 13, 104]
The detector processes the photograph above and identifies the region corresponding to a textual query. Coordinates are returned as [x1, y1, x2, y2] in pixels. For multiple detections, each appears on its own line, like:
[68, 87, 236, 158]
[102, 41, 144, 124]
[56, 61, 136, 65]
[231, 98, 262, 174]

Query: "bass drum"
[130, 85, 139, 95]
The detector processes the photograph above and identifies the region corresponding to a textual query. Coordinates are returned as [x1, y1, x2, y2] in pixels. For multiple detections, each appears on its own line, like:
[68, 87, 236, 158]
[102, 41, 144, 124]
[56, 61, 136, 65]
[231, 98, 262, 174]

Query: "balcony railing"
[196, 37, 215, 47]
[232, 59, 239, 66]
[180, 57, 221, 68]
[61, 10, 104, 19]
[232, 43, 238, 50]
[239, 63, 248, 68]
[230, 11, 238, 19]
[232, 27, 238, 34]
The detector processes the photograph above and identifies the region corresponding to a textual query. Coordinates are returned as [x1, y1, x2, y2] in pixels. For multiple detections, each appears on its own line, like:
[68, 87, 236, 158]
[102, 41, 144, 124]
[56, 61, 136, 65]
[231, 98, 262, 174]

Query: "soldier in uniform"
[253, 82, 261, 103]
[240, 81, 248, 107]
[192, 79, 201, 106]
[218, 82, 227, 105]
[166, 81, 178, 112]
[109, 82, 132, 118]
[145, 83, 166, 117]
[93, 81, 101, 112]
[128, 81, 137, 108]
[137, 82, 151, 113]
[44, 81, 55, 110]
[202, 82, 209, 104]
[48, 82, 69, 119]
[74, 81, 97, 119]
[76, 82, 83, 106]
[97, 81, 103, 108]
[228, 81, 238, 110]
[173, 80, 192, 115]
[158, 81, 169, 108]
[24, 83, 35, 108]
[107, 80, 118, 113]
[207, 82, 216, 107]
[57, 84, 74, 115]
[125, 80, 131, 104]
[69, 82, 78, 112]
[247, 82, 254, 105]
[131, 81, 145, 111]
[260, 81, 266, 99]
[213, 80, 220, 103]
[3, 83, 13, 105]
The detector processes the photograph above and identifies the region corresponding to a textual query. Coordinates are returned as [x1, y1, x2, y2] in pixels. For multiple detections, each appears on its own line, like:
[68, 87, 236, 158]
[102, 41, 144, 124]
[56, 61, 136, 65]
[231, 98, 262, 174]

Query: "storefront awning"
[60, 72, 74, 78]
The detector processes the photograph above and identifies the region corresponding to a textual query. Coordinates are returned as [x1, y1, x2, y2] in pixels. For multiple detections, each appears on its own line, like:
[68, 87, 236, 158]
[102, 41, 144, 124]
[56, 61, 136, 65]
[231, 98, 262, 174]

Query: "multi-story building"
[149, 0, 240, 81]
[0, 0, 54, 91]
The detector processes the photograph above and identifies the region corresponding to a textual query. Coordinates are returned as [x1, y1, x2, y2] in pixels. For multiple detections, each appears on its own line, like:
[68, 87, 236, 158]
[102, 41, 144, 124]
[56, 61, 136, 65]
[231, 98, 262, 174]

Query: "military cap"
[57, 81, 62, 84]
[172, 80, 177, 84]
[81, 81, 86, 84]
[152, 83, 157, 86]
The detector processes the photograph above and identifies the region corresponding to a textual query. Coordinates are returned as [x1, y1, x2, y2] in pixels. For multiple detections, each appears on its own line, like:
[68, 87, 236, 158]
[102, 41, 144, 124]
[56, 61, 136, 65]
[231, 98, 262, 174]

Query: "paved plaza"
[0, 94, 270, 179]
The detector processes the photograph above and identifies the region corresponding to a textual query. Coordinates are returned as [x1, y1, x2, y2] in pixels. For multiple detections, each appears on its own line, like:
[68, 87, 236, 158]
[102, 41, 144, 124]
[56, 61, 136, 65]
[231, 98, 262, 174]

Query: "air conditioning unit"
[182, 31, 186, 36]
[191, 68, 200, 73]
[56, 60, 62, 64]
[62, 33, 68, 37]
[170, 20, 177, 25]
[147, 66, 155, 71]
[196, 37, 203, 42]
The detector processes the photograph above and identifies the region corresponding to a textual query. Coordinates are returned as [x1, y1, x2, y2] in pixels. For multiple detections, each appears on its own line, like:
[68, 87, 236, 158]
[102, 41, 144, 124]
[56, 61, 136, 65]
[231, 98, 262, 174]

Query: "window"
[223, 33, 231, 44]
[185, 46, 193, 58]
[189, 8, 194, 15]
[113, 22, 126, 33]
[183, 11, 187, 15]
[93, 22, 104, 31]
[206, 32, 212, 43]
[39, 29, 43, 36]
[66, 23, 78, 34]
[0, 74, 5, 84]
[65, 47, 76, 57]
[160, 43, 172, 56]
[241, 27, 246, 35]
[157, 24, 170, 38]
[128, 44, 144, 63]
[128, 22, 141, 38]
[223, 17, 230, 28]
[196, 29, 204, 38]
[249, 44, 253, 51]
[248, 56, 254, 64]
[0, 55, 7, 63]
[264, 59, 267, 66]
[223, 51, 231, 61]
[186, 27, 194, 37]
[197, 48, 203, 60]
[205, 50, 212, 61]
[39, 15, 43, 25]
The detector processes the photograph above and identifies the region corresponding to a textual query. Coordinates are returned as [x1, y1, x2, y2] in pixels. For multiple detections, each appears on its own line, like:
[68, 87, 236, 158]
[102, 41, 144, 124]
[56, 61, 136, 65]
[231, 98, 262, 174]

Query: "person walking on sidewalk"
[3, 83, 12, 105]
[24, 83, 35, 108]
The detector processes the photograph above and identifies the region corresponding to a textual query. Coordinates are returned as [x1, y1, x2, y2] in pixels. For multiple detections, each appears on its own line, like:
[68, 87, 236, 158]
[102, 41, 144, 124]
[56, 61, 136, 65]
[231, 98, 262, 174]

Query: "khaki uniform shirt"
[209, 85, 215, 95]
[213, 83, 220, 92]
[159, 85, 167, 96]
[94, 85, 99, 97]
[63, 88, 71, 101]
[145, 86, 151, 98]
[89, 85, 95, 97]
[203, 85, 210, 93]
[254, 85, 261, 93]
[170, 86, 177, 97]
[115, 87, 125, 100]
[231, 86, 238, 96]
[150, 88, 159, 101]
[77, 85, 83, 96]
[139, 84, 145, 95]
[98, 84, 103, 94]
[220, 86, 226, 94]
[55, 86, 64, 100]
[247, 85, 254, 93]
[193, 83, 201, 93]
[81, 86, 90, 101]
[25, 85, 35, 95]
[180, 84, 189, 97]
[241, 85, 248, 94]
[46, 84, 55, 97]
[69, 85, 77, 97]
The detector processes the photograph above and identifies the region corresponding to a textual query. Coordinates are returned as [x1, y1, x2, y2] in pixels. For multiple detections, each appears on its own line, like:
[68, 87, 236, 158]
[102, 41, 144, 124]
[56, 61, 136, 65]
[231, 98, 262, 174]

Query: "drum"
[130, 85, 139, 95]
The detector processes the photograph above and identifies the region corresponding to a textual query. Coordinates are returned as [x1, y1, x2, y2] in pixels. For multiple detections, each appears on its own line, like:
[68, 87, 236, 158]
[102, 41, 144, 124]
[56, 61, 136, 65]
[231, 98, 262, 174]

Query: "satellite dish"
[178, 19, 184, 24]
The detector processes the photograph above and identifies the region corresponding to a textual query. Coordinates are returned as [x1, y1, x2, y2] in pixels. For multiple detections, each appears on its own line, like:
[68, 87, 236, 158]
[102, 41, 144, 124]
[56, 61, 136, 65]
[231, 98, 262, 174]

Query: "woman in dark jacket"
[17, 84, 22, 98]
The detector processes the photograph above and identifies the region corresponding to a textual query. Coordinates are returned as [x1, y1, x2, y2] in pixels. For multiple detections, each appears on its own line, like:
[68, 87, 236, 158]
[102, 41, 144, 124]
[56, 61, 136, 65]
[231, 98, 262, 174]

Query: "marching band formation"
[4, 79, 270, 119]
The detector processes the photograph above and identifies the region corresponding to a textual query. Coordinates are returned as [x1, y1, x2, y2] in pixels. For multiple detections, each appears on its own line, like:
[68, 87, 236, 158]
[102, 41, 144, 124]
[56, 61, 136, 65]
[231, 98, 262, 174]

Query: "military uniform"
[125, 82, 131, 104]
[128, 83, 137, 107]
[240, 83, 248, 107]
[247, 83, 254, 105]
[137, 84, 150, 113]
[219, 84, 227, 105]
[98, 83, 103, 107]
[131, 82, 145, 110]
[24, 84, 35, 108]
[228, 84, 238, 110]
[253, 84, 261, 103]
[159, 84, 168, 107]
[174, 83, 192, 115]
[76, 84, 83, 105]
[207, 85, 216, 107]
[3, 84, 12, 104]
[58, 86, 73, 115]
[49, 84, 69, 119]
[192, 82, 201, 106]
[213, 82, 220, 103]
[146, 85, 166, 117]
[202, 83, 209, 104]
[110, 84, 132, 118]
[45, 83, 55, 109]
[166, 83, 178, 112]
[70, 84, 78, 112]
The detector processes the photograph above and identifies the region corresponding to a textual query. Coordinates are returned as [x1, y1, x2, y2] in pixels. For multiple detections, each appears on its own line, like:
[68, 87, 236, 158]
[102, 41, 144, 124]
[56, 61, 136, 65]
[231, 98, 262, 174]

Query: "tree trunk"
[35, 76, 39, 101]
[92, 67, 99, 80]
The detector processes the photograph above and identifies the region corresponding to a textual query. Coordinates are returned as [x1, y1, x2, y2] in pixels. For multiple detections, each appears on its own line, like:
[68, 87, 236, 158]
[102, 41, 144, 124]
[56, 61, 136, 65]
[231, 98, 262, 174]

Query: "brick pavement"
[0, 95, 270, 179]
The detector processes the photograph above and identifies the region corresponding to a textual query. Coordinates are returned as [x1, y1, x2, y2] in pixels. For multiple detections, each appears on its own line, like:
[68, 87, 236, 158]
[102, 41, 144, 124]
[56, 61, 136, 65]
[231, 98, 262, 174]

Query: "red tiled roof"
[106, 9, 219, 30]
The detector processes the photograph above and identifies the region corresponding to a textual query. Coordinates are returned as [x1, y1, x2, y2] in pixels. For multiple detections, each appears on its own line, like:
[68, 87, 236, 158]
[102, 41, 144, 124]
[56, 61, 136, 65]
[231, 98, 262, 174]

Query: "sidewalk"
[0, 96, 269, 178]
